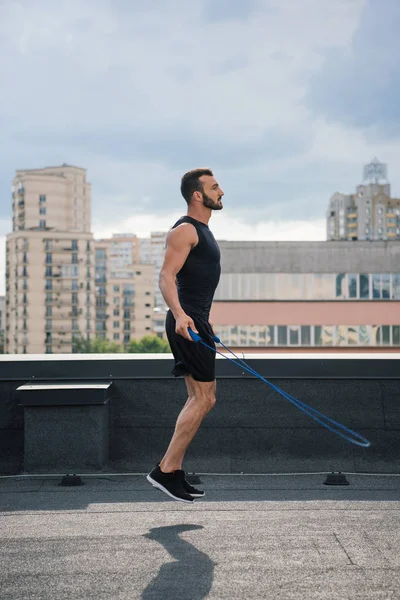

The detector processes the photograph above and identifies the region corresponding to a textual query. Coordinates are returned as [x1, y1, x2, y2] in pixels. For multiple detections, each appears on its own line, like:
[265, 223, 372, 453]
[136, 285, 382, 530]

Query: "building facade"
[94, 237, 155, 346]
[327, 159, 400, 241]
[139, 231, 167, 309]
[5, 165, 95, 354]
[210, 240, 400, 350]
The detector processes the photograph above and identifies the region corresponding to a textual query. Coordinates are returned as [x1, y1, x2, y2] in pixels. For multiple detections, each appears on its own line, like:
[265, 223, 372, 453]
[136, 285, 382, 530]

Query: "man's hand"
[175, 313, 198, 341]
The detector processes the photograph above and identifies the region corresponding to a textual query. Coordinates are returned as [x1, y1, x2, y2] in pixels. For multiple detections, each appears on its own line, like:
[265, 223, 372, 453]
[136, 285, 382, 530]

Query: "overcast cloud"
[1, 0, 400, 294]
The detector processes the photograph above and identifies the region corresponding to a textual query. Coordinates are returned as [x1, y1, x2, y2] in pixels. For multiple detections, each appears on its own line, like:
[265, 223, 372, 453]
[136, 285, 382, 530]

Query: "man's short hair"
[180, 168, 213, 205]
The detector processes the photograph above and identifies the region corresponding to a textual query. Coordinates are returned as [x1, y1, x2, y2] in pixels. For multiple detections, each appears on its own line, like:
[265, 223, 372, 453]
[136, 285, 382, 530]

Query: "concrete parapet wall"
[0, 354, 399, 474]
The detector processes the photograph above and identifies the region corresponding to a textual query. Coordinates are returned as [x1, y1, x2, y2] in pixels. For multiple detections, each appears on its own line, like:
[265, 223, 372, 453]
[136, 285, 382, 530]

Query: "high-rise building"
[5, 165, 95, 354]
[327, 159, 400, 241]
[94, 236, 154, 345]
[139, 231, 167, 309]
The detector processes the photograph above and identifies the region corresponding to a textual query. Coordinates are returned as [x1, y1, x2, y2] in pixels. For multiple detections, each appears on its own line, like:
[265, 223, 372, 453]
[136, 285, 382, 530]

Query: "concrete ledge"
[0, 355, 399, 475]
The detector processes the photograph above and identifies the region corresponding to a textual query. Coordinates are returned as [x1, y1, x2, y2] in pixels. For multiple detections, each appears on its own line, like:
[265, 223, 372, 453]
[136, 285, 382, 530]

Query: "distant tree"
[73, 333, 170, 353]
[127, 335, 170, 353]
[73, 335, 123, 353]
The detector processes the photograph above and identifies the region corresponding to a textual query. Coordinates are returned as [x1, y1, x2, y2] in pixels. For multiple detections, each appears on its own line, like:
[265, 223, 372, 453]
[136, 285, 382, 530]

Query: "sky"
[1, 0, 400, 295]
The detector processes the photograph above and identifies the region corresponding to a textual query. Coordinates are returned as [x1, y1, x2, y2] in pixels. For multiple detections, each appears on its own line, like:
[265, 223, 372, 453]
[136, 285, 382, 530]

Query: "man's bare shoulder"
[167, 222, 198, 248]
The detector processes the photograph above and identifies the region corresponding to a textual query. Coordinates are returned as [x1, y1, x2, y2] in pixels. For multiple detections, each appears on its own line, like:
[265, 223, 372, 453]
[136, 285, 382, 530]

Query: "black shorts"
[165, 310, 216, 382]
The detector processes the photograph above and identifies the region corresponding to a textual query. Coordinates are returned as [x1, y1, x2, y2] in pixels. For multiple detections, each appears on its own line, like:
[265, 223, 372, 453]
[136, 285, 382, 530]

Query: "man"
[147, 168, 224, 503]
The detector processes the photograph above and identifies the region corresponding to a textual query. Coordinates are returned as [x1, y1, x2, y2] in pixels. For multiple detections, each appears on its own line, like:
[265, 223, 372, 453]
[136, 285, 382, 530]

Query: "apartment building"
[139, 231, 167, 309]
[327, 159, 400, 241]
[5, 165, 95, 354]
[210, 240, 400, 350]
[94, 237, 154, 345]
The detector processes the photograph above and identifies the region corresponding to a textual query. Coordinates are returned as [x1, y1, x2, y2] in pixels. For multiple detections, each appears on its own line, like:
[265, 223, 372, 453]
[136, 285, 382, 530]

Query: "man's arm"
[159, 223, 199, 341]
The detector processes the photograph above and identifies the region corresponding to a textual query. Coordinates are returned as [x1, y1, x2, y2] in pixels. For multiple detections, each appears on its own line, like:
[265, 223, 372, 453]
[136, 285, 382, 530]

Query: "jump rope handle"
[188, 327, 220, 343]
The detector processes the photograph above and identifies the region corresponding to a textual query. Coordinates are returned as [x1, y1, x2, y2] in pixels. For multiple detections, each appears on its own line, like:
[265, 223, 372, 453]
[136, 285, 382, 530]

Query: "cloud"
[307, 0, 400, 137]
[94, 210, 325, 243]
[4, 0, 400, 239]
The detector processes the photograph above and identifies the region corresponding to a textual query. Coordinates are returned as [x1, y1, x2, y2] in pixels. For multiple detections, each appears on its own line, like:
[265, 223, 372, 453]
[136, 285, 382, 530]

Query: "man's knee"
[200, 387, 216, 413]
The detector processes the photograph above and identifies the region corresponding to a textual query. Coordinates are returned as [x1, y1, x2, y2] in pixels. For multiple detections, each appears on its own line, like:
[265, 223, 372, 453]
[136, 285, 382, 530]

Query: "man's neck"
[186, 207, 212, 226]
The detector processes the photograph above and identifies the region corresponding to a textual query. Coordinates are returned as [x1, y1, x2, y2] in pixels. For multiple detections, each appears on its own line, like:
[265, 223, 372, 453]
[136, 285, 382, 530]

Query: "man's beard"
[202, 192, 223, 211]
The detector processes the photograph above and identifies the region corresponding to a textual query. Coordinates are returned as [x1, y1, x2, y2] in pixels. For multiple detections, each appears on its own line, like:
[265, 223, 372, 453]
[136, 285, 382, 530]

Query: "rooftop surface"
[1, 473, 399, 599]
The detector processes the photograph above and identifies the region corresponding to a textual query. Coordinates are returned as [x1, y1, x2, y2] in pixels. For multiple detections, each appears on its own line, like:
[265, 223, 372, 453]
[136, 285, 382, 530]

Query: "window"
[301, 325, 311, 345]
[113, 321, 119, 328]
[61, 265, 79, 278]
[46, 306, 52, 317]
[124, 333, 130, 342]
[314, 274, 333, 299]
[113, 285, 120, 292]
[72, 253, 78, 264]
[113, 333, 120, 340]
[45, 266, 52, 277]
[39, 220, 46, 228]
[124, 309, 130, 318]
[288, 326, 299, 345]
[124, 321, 130, 330]
[46, 252, 52, 264]
[373, 274, 390, 299]
[347, 326, 358, 345]
[72, 320, 79, 331]
[348, 274, 357, 298]
[72, 240, 78, 250]
[39, 195, 46, 203]
[72, 293, 78, 304]
[359, 274, 369, 299]
[392, 275, 400, 299]
[39, 207, 46, 215]
[376, 325, 390, 346]
[277, 326, 287, 345]
[113, 309, 120, 316]
[335, 274, 346, 298]
[45, 279, 52, 291]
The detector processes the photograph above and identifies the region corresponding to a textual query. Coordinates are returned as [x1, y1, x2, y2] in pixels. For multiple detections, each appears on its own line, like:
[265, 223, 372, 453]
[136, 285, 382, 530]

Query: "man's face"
[199, 175, 224, 211]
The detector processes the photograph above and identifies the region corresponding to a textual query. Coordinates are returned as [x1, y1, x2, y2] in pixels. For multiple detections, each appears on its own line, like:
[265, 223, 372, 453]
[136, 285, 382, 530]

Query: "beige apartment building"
[94, 236, 155, 345]
[327, 159, 400, 241]
[5, 165, 95, 354]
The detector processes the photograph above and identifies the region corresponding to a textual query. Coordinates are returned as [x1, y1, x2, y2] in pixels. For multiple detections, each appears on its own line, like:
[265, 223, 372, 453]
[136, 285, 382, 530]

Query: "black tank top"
[171, 215, 221, 318]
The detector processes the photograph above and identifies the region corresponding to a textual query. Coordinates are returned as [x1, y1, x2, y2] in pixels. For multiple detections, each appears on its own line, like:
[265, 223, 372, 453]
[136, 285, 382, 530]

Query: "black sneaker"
[176, 470, 205, 498]
[146, 465, 194, 503]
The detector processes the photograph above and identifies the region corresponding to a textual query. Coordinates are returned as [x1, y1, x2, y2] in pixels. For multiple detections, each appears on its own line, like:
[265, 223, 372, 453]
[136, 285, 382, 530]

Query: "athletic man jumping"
[147, 168, 224, 503]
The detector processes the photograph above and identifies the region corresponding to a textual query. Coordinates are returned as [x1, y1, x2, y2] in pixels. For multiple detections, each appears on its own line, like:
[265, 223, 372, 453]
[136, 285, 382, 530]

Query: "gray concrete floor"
[0, 474, 399, 599]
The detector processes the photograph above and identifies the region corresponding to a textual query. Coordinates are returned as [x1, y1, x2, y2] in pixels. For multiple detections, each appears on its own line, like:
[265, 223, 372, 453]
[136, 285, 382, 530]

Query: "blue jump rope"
[188, 328, 371, 448]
